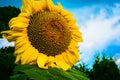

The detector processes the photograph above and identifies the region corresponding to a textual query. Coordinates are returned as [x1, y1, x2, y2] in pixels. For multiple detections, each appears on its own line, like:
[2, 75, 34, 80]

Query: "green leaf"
[23, 68, 53, 80]
[11, 65, 89, 80]
[13, 64, 34, 74]
[10, 74, 28, 80]
[48, 68, 76, 80]
[67, 70, 89, 80]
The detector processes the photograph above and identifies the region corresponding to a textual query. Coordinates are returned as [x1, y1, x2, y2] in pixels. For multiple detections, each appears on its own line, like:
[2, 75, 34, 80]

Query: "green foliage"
[0, 47, 89, 80]
[0, 47, 15, 80]
[0, 6, 20, 38]
[72, 63, 89, 73]
[72, 63, 90, 78]
[11, 65, 89, 80]
[89, 55, 120, 80]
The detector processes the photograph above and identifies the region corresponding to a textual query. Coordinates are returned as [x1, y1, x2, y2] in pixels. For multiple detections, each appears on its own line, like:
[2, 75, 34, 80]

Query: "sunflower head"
[28, 11, 71, 56]
[1, 0, 83, 70]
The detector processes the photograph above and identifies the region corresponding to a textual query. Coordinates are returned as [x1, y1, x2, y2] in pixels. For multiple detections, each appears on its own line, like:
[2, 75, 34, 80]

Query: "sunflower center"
[27, 11, 71, 56]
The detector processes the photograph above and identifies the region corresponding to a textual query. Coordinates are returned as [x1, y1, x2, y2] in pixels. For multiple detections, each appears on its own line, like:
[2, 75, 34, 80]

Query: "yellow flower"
[1, 0, 83, 70]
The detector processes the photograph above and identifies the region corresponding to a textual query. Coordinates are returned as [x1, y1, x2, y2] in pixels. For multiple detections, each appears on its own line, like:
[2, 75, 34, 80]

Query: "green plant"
[0, 47, 15, 80]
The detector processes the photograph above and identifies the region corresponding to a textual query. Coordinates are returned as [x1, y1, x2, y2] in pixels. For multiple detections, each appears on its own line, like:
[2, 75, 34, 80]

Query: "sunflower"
[1, 0, 83, 70]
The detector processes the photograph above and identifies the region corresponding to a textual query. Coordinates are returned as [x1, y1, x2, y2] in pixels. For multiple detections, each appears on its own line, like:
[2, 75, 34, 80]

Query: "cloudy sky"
[0, 0, 120, 68]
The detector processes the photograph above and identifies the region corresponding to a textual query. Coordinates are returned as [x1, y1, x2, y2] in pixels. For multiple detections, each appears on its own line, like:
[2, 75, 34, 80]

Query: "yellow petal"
[57, 2, 63, 9]
[68, 19, 76, 26]
[27, 48, 39, 64]
[29, 61, 37, 65]
[62, 40, 80, 65]
[47, 0, 55, 11]
[69, 25, 83, 42]
[55, 54, 71, 70]
[11, 28, 27, 34]
[31, 0, 41, 13]
[64, 50, 79, 65]
[18, 12, 30, 19]
[15, 33, 27, 42]
[68, 40, 77, 48]
[72, 31, 83, 42]
[10, 22, 29, 29]
[9, 17, 29, 29]
[21, 46, 34, 64]
[21, 0, 33, 14]
[37, 53, 48, 69]
[22, 0, 41, 14]
[39, 0, 48, 10]
[15, 37, 28, 51]
[46, 56, 56, 67]
[14, 41, 30, 55]
[61, 52, 71, 64]
[15, 54, 22, 64]
[61, 10, 72, 17]
[49, 2, 62, 13]
[1, 31, 24, 42]
[35, 2, 43, 11]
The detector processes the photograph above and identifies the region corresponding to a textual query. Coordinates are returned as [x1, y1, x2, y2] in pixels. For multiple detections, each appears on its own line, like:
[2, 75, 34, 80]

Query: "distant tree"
[0, 47, 15, 80]
[72, 63, 87, 72]
[89, 55, 120, 80]
[72, 63, 90, 77]
[0, 6, 20, 38]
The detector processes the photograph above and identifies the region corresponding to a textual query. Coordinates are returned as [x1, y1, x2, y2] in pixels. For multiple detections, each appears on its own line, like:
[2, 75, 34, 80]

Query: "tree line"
[73, 55, 120, 80]
[0, 6, 20, 38]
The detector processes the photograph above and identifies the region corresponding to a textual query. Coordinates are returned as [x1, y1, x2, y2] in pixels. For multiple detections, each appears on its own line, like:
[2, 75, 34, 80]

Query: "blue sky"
[0, 0, 120, 68]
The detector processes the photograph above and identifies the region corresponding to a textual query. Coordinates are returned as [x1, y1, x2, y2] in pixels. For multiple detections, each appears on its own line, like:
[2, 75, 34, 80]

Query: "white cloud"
[113, 53, 120, 65]
[71, 4, 120, 66]
[116, 58, 120, 65]
[0, 39, 14, 48]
